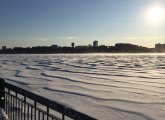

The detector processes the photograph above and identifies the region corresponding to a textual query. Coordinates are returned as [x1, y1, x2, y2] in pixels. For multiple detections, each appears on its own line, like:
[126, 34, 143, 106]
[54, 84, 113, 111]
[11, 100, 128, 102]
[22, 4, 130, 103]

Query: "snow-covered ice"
[0, 53, 165, 120]
[0, 108, 8, 120]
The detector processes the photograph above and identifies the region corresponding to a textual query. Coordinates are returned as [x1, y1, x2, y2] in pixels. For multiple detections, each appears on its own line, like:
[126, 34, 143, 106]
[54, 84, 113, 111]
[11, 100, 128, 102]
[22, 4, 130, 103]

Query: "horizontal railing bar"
[5, 81, 96, 120]
[5, 82, 65, 112]
[5, 91, 61, 120]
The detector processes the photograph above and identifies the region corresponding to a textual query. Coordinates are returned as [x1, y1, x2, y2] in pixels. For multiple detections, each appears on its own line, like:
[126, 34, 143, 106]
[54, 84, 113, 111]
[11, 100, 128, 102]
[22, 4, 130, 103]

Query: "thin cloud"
[57, 37, 82, 40]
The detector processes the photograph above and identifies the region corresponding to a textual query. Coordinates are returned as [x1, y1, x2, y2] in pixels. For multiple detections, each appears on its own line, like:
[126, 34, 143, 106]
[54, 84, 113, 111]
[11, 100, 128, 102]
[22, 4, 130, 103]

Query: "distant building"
[155, 43, 165, 52]
[2, 46, 6, 51]
[88, 44, 92, 47]
[51, 45, 58, 48]
[93, 40, 98, 47]
[75, 46, 88, 49]
[71, 42, 75, 48]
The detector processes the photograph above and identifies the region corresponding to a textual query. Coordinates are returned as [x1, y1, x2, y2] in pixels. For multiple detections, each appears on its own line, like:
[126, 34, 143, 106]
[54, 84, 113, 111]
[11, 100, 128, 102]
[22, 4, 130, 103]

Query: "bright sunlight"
[146, 5, 165, 24]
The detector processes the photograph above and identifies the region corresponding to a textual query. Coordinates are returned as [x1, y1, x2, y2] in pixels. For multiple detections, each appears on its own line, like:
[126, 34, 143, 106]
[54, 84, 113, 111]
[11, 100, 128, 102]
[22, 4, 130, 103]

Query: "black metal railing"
[0, 78, 96, 120]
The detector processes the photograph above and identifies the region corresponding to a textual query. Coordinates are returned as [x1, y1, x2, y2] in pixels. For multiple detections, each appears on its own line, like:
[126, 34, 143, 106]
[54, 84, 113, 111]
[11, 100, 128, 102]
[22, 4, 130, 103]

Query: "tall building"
[155, 43, 165, 52]
[71, 42, 75, 48]
[93, 40, 98, 47]
[51, 45, 58, 48]
[2, 46, 6, 51]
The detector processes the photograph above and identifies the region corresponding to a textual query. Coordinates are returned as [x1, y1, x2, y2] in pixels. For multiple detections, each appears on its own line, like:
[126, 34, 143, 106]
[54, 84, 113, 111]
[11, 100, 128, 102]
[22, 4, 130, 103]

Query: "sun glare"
[146, 5, 165, 24]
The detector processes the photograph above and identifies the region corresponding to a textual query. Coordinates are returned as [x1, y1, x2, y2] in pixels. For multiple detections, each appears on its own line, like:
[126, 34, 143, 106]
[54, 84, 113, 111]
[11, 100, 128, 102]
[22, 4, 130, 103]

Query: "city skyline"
[1, 40, 163, 49]
[0, 0, 165, 48]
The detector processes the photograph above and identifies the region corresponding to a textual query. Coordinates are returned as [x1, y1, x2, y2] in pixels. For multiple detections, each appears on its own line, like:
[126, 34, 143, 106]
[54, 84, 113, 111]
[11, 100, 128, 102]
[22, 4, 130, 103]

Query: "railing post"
[0, 78, 5, 110]
[62, 108, 65, 120]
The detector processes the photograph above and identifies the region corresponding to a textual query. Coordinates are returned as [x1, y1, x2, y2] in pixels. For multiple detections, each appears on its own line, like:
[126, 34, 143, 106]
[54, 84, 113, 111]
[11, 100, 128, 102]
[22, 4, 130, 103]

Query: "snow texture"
[0, 53, 165, 120]
[0, 108, 8, 120]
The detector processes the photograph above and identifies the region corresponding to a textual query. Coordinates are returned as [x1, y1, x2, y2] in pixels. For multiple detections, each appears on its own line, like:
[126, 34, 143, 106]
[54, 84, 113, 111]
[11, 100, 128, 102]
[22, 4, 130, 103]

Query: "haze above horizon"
[0, 0, 165, 48]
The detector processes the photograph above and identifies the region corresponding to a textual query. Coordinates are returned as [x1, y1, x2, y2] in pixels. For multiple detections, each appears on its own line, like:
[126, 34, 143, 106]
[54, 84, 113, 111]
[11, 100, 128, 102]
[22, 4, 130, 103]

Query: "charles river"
[0, 53, 165, 120]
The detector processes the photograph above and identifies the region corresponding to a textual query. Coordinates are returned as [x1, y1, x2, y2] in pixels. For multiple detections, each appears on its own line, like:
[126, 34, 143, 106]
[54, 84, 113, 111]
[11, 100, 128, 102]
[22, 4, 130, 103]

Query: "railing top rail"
[4, 80, 96, 120]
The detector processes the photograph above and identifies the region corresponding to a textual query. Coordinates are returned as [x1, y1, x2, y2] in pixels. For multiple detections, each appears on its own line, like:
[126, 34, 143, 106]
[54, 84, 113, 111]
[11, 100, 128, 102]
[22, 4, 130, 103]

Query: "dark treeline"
[0, 43, 152, 54]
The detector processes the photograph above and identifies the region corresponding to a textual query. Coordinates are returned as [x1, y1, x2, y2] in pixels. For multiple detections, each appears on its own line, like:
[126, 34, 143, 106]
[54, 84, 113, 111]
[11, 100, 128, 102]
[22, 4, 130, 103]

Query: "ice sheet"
[0, 53, 165, 120]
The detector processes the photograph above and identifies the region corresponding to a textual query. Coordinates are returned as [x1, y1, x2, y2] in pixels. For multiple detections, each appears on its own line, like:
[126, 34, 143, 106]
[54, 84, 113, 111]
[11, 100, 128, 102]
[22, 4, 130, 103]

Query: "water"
[0, 53, 165, 120]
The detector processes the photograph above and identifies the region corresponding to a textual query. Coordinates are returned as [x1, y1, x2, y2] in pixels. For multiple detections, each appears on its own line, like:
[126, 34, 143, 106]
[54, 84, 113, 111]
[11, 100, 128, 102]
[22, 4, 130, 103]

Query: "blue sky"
[0, 0, 165, 48]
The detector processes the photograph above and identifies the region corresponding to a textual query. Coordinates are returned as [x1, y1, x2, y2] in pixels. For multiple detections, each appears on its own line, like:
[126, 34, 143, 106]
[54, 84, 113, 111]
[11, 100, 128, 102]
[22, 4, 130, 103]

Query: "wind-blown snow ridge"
[0, 54, 165, 120]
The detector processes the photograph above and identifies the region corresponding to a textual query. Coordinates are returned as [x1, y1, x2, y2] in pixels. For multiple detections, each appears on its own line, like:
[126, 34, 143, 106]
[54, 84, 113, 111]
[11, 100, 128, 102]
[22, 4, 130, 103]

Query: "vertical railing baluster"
[5, 90, 7, 114]
[34, 101, 36, 120]
[15, 93, 18, 120]
[24, 96, 26, 120]
[21, 100, 23, 120]
[5, 90, 7, 115]
[47, 107, 49, 120]
[38, 111, 40, 120]
[27, 105, 30, 120]
[8, 89, 10, 119]
[18, 100, 20, 120]
[13, 96, 15, 120]
[10, 96, 13, 120]
[62, 113, 65, 120]
[9, 92, 12, 120]
[13, 95, 14, 120]
[42, 112, 44, 120]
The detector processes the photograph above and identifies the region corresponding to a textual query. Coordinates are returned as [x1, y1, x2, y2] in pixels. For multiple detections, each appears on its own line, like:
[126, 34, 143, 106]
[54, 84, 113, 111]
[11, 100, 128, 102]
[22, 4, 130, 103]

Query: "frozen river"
[0, 53, 165, 120]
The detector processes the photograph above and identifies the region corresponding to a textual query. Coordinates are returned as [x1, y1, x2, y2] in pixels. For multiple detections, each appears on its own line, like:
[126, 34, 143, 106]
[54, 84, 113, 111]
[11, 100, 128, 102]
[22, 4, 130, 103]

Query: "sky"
[0, 0, 165, 48]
